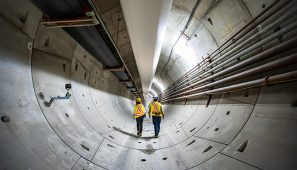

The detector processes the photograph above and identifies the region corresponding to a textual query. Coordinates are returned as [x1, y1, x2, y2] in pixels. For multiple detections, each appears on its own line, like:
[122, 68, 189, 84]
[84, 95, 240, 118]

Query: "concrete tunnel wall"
[0, 0, 297, 170]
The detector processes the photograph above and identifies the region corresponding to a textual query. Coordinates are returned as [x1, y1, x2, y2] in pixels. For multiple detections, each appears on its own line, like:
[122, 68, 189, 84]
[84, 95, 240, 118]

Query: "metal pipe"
[166, 52, 297, 99]
[164, 0, 282, 91]
[162, 70, 297, 102]
[201, 19, 297, 74]
[213, 5, 297, 64]
[164, 4, 297, 95]
[163, 0, 291, 93]
[207, 7, 297, 69]
[162, 36, 297, 99]
[162, 19, 297, 98]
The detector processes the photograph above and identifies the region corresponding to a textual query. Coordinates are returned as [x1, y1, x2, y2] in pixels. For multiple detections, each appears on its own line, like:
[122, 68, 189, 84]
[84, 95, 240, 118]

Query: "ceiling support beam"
[41, 11, 99, 28]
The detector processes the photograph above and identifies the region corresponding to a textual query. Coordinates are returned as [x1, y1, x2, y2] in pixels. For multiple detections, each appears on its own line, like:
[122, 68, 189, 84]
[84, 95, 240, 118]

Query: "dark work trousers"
[136, 116, 144, 134]
[152, 116, 161, 135]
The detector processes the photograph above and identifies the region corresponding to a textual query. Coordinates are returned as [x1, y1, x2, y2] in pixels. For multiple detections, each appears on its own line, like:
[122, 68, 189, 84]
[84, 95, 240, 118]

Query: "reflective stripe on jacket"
[149, 102, 163, 117]
[134, 104, 145, 118]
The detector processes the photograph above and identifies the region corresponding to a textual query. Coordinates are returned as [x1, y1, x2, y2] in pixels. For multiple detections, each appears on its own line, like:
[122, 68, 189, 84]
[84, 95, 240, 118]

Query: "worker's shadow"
[38, 92, 54, 107]
[113, 127, 155, 139]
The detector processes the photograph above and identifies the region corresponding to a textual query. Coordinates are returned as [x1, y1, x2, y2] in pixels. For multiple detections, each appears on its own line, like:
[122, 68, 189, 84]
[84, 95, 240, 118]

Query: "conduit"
[161, 1, 297, 99]
[164, 0, 291, 93]
[162, 36, 297, 100]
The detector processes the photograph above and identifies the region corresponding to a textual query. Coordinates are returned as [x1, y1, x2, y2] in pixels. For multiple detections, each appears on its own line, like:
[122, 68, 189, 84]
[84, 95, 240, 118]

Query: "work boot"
[139, 132, 142, 137]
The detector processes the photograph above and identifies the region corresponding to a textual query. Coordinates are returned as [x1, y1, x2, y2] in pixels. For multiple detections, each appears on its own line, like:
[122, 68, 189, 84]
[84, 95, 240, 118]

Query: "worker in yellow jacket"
[149, 97, 164, 138]
[134, 97, 145, 136]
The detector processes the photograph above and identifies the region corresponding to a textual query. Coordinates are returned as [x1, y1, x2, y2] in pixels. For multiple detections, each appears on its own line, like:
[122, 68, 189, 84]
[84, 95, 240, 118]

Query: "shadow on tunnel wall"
[32, 23, 135, 103]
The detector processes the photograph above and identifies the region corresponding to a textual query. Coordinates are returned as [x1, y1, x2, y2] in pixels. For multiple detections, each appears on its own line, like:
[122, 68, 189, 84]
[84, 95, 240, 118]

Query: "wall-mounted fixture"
[50, 84, 72, 101]
[41, 11, 99, 28]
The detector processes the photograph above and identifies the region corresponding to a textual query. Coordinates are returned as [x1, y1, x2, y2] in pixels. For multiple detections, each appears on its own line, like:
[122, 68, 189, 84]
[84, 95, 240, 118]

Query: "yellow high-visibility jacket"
[149, 101, 164, 117]
[134, 104, 145, 118]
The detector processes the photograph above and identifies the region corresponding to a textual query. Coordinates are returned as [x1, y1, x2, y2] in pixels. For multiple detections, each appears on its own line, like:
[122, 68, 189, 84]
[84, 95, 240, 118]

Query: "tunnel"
[0, 0, 297, 169]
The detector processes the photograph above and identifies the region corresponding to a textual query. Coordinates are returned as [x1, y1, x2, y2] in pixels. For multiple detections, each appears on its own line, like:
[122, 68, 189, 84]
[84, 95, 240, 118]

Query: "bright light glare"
[174, 37, 198, 68]
[152, 78, 165, 92]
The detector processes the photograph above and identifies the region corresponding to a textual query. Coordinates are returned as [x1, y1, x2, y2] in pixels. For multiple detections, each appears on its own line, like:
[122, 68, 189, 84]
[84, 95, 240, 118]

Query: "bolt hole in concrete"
[162, 157, 167, 160]
[153, 142, 156, 143]
[107, 144, 115, 148]
[226, 111, 230, 115]
[65, 113, 69, 118]
[19, 12, 28, 24]
[1, 115, 10, 123]
[190, 127, 196, 132]
[87, 107, 89, 110]
[80, 144, 90, 151]
[141, 159, 146, 162]
[138, 141, 141, 143]
[262, 4, 266, 8]
[84, 72, 87, 80]
[291, 100, 297, 107]
[203, 146, 213, 153]
[214, 128, 219, 131]
[207, 17, 213, 25]
[237, 140, 248, 152]
[186, 140, 196, 147]
[44, 37, 50, 47]
[75, 63, 78, 71]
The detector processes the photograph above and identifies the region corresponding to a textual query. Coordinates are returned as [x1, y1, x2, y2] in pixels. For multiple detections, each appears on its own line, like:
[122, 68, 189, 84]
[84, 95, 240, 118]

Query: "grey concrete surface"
[0, 0, 297, 170]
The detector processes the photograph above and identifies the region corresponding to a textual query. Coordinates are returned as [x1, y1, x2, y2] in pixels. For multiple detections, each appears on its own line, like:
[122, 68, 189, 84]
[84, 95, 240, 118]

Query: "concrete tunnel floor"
[1, 1, 297, 170]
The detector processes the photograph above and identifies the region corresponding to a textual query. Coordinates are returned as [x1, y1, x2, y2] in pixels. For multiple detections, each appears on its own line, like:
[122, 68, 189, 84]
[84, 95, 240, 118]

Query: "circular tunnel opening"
[0, 0, 297, 170]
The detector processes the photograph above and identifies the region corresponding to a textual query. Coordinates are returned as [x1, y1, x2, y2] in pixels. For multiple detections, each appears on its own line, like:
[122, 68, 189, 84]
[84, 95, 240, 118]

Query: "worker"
[134, 97, 145, 136]
[149, 97, 164, 138]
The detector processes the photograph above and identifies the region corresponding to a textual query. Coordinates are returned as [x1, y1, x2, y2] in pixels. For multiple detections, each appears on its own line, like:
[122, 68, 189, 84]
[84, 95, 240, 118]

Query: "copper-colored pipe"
[165, 52, 297, 100]
[162, 70, 297, 102]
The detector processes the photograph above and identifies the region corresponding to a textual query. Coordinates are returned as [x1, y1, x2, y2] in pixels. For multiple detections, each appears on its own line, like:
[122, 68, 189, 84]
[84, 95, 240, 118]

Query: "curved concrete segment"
[0, 0, 297, 170]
